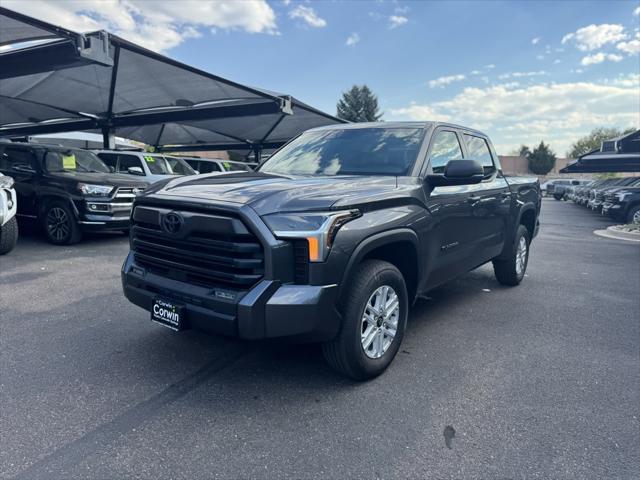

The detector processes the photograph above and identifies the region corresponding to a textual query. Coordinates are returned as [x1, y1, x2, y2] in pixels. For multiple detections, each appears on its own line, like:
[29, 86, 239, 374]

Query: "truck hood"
[146, 172, 401, 215]
[49, 171, 149, 187]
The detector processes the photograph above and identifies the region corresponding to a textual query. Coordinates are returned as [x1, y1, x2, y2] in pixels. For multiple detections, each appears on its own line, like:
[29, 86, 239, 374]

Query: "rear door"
[461, 133, 511, 263]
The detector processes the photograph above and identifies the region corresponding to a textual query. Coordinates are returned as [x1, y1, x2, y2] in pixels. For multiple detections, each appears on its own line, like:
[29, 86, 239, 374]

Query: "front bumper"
[0, 187, 17, 226]
[121, 252, 342, 342]
[602, 203, 625, 221]
[76, 199, 133, 231]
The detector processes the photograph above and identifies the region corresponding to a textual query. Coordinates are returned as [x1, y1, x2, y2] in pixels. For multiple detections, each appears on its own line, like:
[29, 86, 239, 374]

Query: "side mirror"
[127, 166, 144, 176]
[108, 166, 115, 173]
[426, 159, 484, 187]
[194, 170, 200, 175]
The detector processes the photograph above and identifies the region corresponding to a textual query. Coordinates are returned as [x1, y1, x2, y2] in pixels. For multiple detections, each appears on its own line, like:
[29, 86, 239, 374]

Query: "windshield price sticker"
[62, 154, 76, 169]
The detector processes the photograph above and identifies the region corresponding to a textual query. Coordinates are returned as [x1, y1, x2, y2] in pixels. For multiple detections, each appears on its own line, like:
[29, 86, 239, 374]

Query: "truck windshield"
[44, 150, 110, 173]
[259, 127, 424, 176]
[142, 155, 195, 175]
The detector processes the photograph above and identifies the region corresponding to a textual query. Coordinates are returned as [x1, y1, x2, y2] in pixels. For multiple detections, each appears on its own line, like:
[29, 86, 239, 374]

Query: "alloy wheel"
[46, 207, 70, 242]
[361, 285, 400, 359]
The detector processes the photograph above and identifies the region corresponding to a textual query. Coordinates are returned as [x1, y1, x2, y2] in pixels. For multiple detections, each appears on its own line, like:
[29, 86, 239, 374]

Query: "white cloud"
[561, 24, 627, 51]
[346, 33, 360, 47]
[484, 64, 496, 69]
[289, 5, 326, 28]
[531, 37, 540, 45]
[2, 0, 278, 52]
[553, 59, 562, 64]
[498, 71, 548, 80]
[634, 6, 640, 16]
[581, 52, 624, 65]
[470, 70, 481, 75]
[617, 32, 640, 55]
[389, 78, 640, 154]
[389, 15, 408, 29]
[428, 74, 466, 88]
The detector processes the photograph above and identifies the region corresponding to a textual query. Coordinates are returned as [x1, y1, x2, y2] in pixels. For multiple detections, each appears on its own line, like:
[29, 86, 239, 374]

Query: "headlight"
[78, 183, 114, 197]
[0, 176, 14, 189]
[263, 210, 361, 262]
[615, 192, 631, 202]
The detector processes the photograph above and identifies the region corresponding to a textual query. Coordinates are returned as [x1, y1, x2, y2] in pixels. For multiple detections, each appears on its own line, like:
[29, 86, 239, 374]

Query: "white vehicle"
[94, 151, 196, 183]
[180, 157, 254, 174]
[0, 173, 18, 254]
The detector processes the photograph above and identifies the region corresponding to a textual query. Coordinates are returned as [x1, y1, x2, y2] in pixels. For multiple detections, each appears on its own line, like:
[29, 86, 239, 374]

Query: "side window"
[97, 153, 118, 170]
[199, 161, 222, 174]
[428, 131, 463, 174]
[463, 134, 494, 172]
[2, 147, 36, 172]
[118, 154, 142, 173]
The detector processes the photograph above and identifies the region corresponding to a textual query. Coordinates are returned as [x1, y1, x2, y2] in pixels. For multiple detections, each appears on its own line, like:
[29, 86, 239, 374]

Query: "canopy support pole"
[253, 144, 262, 164]
[102, 127, 115, 149]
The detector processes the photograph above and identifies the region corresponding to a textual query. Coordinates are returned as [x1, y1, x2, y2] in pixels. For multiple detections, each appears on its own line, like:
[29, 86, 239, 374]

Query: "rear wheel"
[322, 260, 408, 380]
[493, 224, 530, 286]
[42, 201, 82, 245]
[0, 216, 18, 254]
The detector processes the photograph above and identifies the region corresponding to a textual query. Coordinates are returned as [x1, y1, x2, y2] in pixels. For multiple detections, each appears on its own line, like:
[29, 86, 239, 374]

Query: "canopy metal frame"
[0, 7, 344, 152]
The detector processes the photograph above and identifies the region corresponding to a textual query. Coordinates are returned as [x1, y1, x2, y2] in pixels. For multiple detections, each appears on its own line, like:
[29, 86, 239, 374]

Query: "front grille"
[131, 206, 264, 290]
[595, 191, 605, 201]
[113, 187, 144, 203]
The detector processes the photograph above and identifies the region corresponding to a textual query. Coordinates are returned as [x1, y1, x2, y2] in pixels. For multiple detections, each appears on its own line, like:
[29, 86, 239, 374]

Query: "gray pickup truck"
[122, 122, 541, 379]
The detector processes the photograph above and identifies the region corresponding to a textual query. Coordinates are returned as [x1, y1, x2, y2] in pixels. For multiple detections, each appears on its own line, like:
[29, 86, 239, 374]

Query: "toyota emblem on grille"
[162, 212, 184, 234]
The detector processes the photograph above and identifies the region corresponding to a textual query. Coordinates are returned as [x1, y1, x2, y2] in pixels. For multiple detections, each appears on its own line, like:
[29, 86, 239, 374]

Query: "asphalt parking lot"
[1, 198, 639, 479]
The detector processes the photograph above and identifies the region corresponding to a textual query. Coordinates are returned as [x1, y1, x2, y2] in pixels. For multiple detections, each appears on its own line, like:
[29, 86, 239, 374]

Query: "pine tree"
[336, 85, 383, 122]
[526, 141, 556, 175]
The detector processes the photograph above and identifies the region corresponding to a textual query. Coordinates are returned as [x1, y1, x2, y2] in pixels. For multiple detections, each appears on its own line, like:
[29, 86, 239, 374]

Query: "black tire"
[627, 205, 640, 224]
[41, 201, 82, 245]
[322, 260, 408, 380]
[0, 216, 18, 254]
[553, 194, 563, 201]
[493, 224, 530, 286]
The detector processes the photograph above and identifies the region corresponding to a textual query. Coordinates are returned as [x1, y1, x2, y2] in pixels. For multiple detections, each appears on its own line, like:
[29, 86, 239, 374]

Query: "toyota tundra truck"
[122, 122, 541, 379]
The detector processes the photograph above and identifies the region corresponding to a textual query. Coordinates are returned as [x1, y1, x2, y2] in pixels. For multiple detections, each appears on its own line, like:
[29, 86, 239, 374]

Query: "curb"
[594, 226, 640, 243]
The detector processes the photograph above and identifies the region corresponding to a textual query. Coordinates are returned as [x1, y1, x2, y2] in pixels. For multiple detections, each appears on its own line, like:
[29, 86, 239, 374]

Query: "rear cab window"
[463, 134, 496, 176]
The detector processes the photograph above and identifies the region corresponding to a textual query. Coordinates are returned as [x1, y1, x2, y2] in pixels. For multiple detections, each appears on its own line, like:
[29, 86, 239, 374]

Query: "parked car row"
[564, 176, 640, 224]
[0, 142, 256, 247]
[542, 178, 591, 200]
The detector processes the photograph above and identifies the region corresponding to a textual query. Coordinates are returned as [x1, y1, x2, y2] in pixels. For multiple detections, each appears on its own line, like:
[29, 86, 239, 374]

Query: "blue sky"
[6, 0, 640, 155]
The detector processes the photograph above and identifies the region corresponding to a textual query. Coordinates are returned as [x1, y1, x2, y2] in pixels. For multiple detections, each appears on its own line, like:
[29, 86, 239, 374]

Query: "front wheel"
[493, 224, 530, 286]
[322, 259, 408, 380]
[0, 216, 18, 254]
[42, 201, 82, 245]
[627, 205, 640, 224]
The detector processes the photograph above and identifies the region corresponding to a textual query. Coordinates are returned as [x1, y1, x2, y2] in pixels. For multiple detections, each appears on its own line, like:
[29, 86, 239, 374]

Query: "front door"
[422, 129, 476, 289]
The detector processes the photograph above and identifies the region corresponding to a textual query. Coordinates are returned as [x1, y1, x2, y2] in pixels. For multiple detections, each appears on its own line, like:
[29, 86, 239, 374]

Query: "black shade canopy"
[0, 7, 344, 151]
[560, 130, 640, 173]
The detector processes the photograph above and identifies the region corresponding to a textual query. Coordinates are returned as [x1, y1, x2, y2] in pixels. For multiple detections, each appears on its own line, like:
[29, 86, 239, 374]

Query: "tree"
[336, 85, 383, 122]
[525, 141, 556, 175]
[518, 145, 531, 158]
[567, 127, 635, 158]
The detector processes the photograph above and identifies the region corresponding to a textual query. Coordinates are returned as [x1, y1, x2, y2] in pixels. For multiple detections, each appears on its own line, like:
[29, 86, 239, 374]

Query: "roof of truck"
[307, 121, 489, 137]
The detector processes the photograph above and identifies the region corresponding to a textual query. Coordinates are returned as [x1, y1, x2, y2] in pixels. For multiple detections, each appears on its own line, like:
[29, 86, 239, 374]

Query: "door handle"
[467, 196, 482, 203]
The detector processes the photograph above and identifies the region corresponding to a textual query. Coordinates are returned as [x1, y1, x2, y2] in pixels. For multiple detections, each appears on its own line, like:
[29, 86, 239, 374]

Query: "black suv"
[122, 122, 541, 379]
[0, 142, 148, 244]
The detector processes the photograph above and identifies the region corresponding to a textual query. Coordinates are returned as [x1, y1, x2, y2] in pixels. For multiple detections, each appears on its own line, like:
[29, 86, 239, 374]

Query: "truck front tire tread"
[0, 216, 18, 254]
[322, 259, 408, 380]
